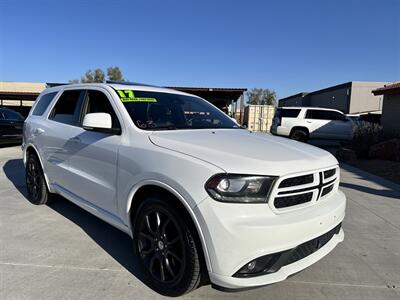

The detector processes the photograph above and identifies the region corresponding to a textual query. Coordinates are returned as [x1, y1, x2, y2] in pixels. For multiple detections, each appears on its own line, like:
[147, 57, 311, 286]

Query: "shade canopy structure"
[372, 82, 400, 95]
[0, 82, 46, 116]
[168, 87, 247, 123]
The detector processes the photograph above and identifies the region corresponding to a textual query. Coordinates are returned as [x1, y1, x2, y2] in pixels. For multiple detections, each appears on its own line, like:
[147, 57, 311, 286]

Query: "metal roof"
[372, 82, 400, 95]
[279, 92, 308, 101]
[167, 86, 247, 92]
[0, 82, 46, 94]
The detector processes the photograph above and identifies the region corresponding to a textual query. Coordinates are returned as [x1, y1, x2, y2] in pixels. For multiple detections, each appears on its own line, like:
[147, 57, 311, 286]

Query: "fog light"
[234, 253, 283, 277]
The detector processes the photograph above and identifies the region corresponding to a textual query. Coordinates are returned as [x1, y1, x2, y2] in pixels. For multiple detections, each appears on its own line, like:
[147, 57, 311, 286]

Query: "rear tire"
[290, 129, 308, 143]
[132, 196, 202, 297]
[25, 154, 51, 205]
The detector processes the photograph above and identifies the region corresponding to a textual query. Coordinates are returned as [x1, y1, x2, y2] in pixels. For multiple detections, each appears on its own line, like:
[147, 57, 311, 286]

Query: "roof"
[0, 82, 46, 93]
[279, 82, 353, 101]
[306, 82, 352, 96]
[45, 83, 195, 97]
[46, 82, 247, 93]
[279, 92, 308, 101]
[0, 82, 45, 100]
[372, 82, 400, 95]
[278, 106, 344, 112]
[280, 81, 392, 102]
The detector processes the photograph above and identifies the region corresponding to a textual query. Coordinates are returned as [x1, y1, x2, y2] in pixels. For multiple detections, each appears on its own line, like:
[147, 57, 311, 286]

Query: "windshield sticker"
[117, 90, 157, 103]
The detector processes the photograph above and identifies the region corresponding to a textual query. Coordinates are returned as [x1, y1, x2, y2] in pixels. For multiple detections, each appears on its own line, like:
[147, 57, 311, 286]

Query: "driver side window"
[329, 111, 345, 121]
[82, 90, 121, 130]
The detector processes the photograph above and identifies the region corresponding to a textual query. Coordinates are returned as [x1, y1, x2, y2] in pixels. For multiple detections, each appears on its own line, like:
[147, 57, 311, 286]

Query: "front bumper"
[270, 126, 290, 137]
[194, 189, 346, 289]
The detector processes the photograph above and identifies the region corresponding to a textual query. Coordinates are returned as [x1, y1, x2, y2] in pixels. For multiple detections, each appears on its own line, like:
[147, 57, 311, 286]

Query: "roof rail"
[105, 80, 160, 87]
[46, 82, 70, 88]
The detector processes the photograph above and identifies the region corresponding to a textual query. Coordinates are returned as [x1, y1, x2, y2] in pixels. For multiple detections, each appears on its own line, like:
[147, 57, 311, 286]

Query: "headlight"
[205, 174, 277, 203]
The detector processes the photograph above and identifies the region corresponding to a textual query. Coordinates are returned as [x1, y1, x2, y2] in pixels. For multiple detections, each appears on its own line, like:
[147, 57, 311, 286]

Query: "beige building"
[279, 81, 388, 114]
[373, 82, 400, 137]
[0, 82, 46, 115]
[243, 105, 275, 132]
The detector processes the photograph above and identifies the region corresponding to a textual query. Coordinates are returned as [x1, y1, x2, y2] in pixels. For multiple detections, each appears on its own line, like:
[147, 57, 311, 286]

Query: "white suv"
[271, 107, 354, 142]
[23, 83, 346, 296]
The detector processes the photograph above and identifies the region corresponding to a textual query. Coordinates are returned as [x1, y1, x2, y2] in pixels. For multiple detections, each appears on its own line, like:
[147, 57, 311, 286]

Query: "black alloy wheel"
[138, 207, 185, 284]
[133, 197, 202, 296]
[290, 129, 308, 143]
[26, 154, 50, 205]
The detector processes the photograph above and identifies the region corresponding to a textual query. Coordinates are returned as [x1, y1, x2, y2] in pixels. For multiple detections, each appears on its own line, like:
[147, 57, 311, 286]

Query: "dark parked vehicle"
[0, 108, 24, 144]
[346, 112, 381, 125]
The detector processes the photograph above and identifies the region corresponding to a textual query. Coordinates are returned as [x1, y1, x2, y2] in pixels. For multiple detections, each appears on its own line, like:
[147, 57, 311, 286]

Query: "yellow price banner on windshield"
[117, 90, 157, 103]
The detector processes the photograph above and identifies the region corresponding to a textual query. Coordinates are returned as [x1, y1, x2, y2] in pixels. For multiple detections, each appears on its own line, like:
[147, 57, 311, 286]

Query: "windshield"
[116, 89, 240, 130]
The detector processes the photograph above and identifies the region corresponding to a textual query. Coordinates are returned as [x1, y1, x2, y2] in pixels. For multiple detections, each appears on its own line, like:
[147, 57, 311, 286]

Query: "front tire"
[132, 197, 202, 297]
[25, 154, 50, 205]
[290, 129, 309, 142]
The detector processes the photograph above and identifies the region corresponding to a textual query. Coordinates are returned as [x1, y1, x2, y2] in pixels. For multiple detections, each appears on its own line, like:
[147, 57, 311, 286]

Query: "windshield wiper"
[151, 126, 178, 130]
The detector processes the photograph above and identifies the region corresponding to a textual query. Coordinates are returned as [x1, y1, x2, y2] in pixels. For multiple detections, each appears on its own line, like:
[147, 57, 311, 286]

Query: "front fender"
[124, 179, 212, 272]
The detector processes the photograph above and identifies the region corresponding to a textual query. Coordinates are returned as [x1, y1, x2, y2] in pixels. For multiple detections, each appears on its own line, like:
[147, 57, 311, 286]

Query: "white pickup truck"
[271, 107, 354, 142]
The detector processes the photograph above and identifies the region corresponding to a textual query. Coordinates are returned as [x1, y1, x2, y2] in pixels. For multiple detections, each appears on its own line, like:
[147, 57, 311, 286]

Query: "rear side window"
[32, 92, 58, 116]
[276, 108, 301, 118]
[49, 90, 85, 125]
[306, 109, 344, 120]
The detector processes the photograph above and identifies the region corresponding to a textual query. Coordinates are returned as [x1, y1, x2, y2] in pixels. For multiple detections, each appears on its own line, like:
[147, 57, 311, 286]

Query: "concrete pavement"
[0, 146, 399, 299]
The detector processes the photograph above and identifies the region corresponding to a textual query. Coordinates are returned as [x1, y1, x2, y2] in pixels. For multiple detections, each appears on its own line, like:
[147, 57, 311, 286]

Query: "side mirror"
[83, 113, 120, 134]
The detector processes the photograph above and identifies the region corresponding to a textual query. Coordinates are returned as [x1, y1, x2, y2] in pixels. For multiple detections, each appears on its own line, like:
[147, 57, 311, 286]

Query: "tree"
[70, 66, 126, 83]
[107, 66, 124, 81]
[81, 68, 105, 83]
[247, 88, 277, 106]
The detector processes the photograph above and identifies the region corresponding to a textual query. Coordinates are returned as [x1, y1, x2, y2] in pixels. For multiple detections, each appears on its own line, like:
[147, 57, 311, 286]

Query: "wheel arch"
[290, 126, 309, 136]
[24, 144, 52, 192]
[127, 181, 212, 273]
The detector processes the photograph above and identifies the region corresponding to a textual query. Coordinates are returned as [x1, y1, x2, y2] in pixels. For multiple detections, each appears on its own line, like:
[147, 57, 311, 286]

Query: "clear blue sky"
[0, 0, 399, 98]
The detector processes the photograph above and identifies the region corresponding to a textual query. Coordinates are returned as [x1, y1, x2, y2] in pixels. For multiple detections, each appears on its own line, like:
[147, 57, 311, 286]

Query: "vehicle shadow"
[340, 163, 400, 200]
[2, 158, 27, 196]
[2, 158, 147, 285]
[339, 182, 400, 200]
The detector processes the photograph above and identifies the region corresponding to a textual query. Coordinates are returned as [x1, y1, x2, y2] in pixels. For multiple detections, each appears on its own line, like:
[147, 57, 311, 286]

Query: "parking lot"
[0, 145, 399, 299]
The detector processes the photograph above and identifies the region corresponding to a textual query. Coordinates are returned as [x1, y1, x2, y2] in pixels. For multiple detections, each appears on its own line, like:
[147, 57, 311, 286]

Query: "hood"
[149, 129, 338, 176]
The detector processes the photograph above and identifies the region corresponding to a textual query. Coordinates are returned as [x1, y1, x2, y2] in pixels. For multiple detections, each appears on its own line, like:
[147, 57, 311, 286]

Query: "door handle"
[33, 128, 45, 136]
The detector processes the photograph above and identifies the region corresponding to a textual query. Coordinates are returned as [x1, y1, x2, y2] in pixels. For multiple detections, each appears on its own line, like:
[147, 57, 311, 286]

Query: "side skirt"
[53, 183, 131, 236]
